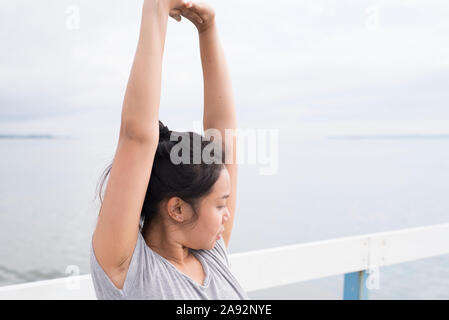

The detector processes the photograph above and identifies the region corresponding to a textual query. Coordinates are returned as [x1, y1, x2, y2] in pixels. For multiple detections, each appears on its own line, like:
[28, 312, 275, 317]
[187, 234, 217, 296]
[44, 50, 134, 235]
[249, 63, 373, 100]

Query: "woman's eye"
[217, 206, 225, 209]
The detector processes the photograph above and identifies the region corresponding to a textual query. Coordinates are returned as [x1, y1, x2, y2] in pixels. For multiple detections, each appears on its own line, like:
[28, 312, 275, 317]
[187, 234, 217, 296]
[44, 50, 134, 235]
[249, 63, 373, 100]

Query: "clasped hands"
[167, 0, 216, 34]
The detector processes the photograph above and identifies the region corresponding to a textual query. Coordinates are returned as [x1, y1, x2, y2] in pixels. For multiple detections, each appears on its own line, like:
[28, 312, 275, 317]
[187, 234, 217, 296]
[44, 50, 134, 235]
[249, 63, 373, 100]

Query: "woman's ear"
[167, 197, 184, 222]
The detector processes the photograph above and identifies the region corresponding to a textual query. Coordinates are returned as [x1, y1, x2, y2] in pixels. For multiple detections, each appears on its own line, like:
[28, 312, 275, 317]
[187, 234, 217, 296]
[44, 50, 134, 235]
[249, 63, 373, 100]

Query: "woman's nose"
[223, 209, 230, 222]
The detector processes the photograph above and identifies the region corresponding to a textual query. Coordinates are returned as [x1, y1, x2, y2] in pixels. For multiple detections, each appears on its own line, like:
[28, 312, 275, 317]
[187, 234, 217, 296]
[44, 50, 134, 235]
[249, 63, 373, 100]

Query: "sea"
[0, 126, 448, 299]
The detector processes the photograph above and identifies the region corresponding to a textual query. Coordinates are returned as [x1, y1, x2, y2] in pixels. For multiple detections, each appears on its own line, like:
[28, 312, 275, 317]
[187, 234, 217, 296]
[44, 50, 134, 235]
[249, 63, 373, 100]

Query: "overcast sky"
[1, 0, 448, 138]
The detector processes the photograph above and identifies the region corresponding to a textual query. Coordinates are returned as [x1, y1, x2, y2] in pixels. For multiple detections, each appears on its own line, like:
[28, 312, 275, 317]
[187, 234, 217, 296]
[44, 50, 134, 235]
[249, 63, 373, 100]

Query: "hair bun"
[159, 120, 171, 140]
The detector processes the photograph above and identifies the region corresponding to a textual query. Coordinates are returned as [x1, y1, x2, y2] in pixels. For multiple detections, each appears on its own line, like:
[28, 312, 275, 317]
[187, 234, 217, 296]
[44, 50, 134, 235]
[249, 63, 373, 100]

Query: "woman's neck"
[141, 220, 192, 266]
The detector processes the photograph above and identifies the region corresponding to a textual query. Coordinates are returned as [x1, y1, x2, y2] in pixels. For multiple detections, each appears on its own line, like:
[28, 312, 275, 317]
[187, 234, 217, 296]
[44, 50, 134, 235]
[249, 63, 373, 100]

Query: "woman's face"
[185, 167, 231, 250]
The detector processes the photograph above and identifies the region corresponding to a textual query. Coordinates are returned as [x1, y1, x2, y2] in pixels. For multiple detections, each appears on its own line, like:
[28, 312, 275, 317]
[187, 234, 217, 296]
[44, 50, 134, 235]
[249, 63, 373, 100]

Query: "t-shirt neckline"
[140, 232, 211, 288]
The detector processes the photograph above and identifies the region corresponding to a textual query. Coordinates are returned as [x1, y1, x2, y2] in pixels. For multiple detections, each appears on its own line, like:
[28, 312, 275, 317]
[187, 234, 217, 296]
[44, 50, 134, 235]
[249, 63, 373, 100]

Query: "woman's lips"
[216, 227, 224, 240]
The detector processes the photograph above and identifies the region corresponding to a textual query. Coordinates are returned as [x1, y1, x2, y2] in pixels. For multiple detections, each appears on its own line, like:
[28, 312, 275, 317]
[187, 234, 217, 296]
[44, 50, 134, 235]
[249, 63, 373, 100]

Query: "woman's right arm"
[92, 0, 177, 290]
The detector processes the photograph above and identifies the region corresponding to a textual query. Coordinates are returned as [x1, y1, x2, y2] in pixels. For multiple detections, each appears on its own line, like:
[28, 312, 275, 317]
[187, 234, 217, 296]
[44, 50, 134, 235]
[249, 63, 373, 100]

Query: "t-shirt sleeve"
[90, 231, 147, 299]
[210, 236, 232, 268]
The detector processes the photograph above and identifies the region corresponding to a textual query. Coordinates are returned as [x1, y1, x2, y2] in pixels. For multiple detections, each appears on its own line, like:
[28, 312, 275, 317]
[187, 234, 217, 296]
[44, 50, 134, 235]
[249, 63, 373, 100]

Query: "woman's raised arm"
[200, 23, 238, 249]
[168, 2, 238, 248]
[121, 0, 175, 141]
[183, 3, 238, 248]
[92, 0, 184, 290]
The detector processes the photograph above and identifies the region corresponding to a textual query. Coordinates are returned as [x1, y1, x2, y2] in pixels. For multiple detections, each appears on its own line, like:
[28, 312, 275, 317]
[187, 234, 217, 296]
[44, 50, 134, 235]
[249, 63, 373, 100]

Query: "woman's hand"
[169, 1, 216, 34]
[144, 0, 185, 12]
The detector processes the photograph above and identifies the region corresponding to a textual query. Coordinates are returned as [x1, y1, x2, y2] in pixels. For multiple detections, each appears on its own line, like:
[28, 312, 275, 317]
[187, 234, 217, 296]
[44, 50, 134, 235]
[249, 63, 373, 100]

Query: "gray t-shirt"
[90, 231, 250, 300]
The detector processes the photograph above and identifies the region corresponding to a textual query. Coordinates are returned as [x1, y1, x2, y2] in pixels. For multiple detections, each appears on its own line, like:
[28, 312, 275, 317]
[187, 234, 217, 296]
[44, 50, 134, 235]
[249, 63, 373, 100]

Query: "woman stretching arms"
[90, 0, 247, 300]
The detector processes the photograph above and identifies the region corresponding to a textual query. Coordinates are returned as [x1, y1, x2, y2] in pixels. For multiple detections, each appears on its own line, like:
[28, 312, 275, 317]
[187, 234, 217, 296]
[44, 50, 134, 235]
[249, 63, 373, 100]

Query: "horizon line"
[328, 134, 449, 140]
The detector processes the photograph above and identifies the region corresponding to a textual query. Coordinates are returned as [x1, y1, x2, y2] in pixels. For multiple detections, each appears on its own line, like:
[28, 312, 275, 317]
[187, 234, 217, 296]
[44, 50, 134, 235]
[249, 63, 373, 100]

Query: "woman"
[90, 0, 248, 300]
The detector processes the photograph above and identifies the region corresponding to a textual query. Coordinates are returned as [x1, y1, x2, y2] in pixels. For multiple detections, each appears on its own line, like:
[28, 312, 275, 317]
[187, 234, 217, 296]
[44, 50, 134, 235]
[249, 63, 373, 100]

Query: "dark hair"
[96, 120, 226, 230]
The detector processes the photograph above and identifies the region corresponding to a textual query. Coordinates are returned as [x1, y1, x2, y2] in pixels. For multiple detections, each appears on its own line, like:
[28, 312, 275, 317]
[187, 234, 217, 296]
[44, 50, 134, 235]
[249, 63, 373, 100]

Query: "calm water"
[0, 133, 448, 299]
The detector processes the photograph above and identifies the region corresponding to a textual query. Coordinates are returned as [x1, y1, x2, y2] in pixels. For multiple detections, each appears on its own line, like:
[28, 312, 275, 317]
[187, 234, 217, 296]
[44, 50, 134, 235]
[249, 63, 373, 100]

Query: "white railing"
[1, 222, 448, 299]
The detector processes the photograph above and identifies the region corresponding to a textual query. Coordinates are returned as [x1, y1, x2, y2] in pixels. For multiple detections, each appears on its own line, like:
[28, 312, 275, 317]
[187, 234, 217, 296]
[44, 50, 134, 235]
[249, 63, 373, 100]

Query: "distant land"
[328, 134, 449, 140]
[0, 134, 75, 140]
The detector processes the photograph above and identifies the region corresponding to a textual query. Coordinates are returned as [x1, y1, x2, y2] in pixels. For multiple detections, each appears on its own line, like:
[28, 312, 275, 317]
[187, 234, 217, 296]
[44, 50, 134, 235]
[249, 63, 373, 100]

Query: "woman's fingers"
[186, 10, 203, 23]
[171, 1, 215, 32]
[169, 9, 182, 21]
[169, 13, 181, 22]
[185, 2, 216, 24]
[187, 1, 203, 13]
[171, 1, 210, 25]
[178, 6, 203, 24]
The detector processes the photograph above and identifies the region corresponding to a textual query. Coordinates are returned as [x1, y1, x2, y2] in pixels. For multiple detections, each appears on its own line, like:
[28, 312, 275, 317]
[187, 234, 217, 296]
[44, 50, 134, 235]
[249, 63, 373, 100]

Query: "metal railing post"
[343, 270, 369, 300]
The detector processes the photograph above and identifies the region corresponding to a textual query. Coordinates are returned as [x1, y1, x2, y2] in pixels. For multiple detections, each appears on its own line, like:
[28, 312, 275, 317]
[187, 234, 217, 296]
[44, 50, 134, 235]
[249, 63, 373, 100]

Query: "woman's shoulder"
[199, 237, 231, 269]
[90, 230, 151, 299]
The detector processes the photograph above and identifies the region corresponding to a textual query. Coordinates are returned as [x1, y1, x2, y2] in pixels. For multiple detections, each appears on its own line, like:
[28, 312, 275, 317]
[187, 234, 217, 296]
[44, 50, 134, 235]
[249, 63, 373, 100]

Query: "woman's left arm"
[200, 22, 237, 249]
[172, 2, 237, 248]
